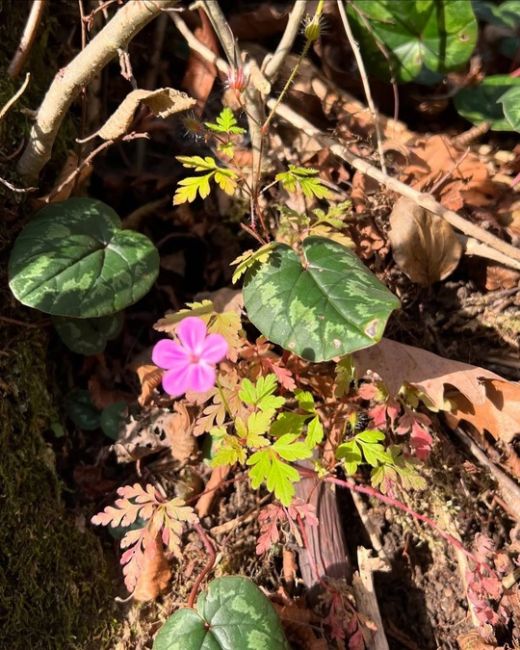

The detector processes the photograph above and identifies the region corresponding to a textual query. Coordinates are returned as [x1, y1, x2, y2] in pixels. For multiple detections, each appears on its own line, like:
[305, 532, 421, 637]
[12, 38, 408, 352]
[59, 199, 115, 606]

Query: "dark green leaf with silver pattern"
[8, 198, 159, 318]
[243, 237, 399, 362]
[52, 312, 124, 355]
[153, 576, 289, 650]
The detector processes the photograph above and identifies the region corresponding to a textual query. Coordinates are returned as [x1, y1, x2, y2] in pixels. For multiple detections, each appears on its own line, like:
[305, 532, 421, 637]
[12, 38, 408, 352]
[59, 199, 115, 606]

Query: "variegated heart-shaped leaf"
[243, 237, 399, 362]
[9, 198, 159, 318]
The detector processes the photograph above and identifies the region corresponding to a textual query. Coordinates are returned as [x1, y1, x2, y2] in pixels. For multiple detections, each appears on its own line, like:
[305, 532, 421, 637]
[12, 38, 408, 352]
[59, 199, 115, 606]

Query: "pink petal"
[152, 339, 189, 369]
[201, 333, 228, 364]
[162, 363, 192, 397]
[187, 361, 216, 393]
[177, 317, 207, 355]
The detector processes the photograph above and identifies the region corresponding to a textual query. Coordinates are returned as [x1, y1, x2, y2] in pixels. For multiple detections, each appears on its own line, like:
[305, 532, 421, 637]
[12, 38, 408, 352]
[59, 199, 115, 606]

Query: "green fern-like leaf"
[231, 243, 278, 284]
[173, 156, 238, 204]
[276, 165, 331, 199]
[205, 107, 246, 135]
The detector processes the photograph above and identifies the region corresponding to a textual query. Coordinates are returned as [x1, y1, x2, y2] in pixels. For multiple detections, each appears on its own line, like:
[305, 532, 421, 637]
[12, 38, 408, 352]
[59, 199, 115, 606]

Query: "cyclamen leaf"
[8, 198, 159, 318]
[243, 237, 400, 361]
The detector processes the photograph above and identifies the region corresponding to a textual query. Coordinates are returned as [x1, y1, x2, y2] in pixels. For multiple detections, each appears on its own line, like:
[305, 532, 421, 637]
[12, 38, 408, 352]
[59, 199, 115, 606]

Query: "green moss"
[0, 332, 117, 649]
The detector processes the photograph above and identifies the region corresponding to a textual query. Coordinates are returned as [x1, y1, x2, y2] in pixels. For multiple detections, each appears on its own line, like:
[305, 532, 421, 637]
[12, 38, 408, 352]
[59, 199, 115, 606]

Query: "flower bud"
[304, 14, 321, 42]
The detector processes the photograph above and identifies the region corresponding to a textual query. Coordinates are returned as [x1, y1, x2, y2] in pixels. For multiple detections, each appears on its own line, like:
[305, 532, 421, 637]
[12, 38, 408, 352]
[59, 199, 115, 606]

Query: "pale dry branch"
[337, 0, 386, 174]
[262, 1, 308, 81]
[271, 99, 520, 269]
[164, 8, 520, 271]
[352, 547, 390, 650]
[201, 1, 264, 192]
[8, 0, 46, 79]
[17, 0, 176, 181]
[0, 73, 31, 122]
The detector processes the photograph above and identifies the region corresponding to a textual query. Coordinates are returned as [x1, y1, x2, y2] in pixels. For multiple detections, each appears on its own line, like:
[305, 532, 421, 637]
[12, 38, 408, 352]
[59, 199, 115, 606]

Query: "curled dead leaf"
[135, 363, 162, 407]
[91, 88, 196, 140]
[132, 534, 171, 602]
[389, 197, 463, 285]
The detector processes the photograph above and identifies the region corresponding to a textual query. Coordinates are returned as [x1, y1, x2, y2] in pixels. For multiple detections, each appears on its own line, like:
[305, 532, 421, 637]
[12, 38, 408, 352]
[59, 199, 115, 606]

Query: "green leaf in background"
[64, 389, 100, 431]
[100, 401, 128, 440]
[8, 198, 159, 318]
[52, 312, 124, 355]
[153, 576, 289, 650]
[499, 86, 520, 132]
[243, 237, 400, 362]
[348, 0, 478, 82]
[454, 75, 520, 130]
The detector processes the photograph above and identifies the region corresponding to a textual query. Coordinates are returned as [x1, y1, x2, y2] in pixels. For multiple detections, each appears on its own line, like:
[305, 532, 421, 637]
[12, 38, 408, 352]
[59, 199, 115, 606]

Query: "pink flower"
[152, 317, 228, 397]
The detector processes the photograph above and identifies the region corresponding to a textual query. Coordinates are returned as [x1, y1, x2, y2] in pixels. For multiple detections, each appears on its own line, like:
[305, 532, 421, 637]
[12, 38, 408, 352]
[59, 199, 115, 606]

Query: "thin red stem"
[188, 522, 217, 608]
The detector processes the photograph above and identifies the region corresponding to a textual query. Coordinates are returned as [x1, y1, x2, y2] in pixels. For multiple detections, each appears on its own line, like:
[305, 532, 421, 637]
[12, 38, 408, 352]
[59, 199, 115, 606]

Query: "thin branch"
[17, 0, 176, 181]
[270, 99, 520, 269]
[0, 73, 31, 122]
[262, 1, 308, 81]
[337, 0, 387, 173]
[200, 1, 265, 197]
[166, 7, 520, 270]
[169, 11, 227, 74]
[7, 0, 46, 79]
[44, 132, 149, 203]
[0, 176, 37, 194]
[187, 523, 217, 608]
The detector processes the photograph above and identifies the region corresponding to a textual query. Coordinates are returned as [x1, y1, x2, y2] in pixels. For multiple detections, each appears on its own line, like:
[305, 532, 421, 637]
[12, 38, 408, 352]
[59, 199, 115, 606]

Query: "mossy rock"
[0, 332, 117, 649]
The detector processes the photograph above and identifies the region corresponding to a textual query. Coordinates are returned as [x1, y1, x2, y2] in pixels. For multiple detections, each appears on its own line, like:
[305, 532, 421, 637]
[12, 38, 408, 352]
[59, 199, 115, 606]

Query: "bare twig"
[452, 121, 491, 148]
[270, 99, 520, 269]
[352, 547, 390, 650]
[202, 1, 265, 194]
[166, 9, 520, 270]
[262, 1, 308, 81]
[0, 176, 37, 194]
[169, 11, 227, 74]
[17, 0, 176, 181]
[337, 0, 386, 174]
[45, 132, 148, 203]
[7, 0, 46, 79]
[0, 73, 31, 122]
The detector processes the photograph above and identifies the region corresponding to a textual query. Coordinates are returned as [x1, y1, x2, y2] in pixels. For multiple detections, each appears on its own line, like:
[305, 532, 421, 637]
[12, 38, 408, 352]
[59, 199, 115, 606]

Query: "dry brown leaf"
[447, 379, 520, 446]
[354, 338, 502, 410]
[195, 465, 230, 518]
[457, 631, 496, 650]
[403, 135, 501, 209]
[389, 196, 463, 285]
[162, 401, 197, 464]
[132, 534, 171, 602]
[182, 9, 218, 113]
[93, 88, 196, 140]
[135, 363, 162, 407]
[355, 338, 520, 452]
